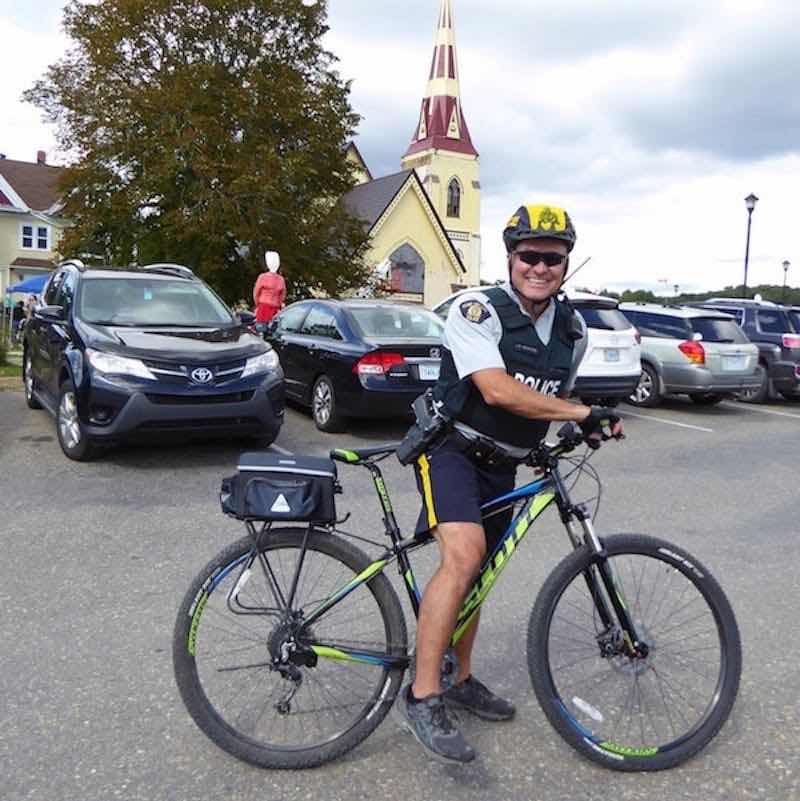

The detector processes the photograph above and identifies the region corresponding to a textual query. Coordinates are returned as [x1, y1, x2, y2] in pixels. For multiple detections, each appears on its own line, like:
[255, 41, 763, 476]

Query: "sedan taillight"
[781, 334, 800, 349]
[353, 352, 406, 376]
[678, 340, 705, 365]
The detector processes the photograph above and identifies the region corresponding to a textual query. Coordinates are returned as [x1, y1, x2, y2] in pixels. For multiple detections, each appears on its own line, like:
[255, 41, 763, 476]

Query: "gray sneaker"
[443, 675, 516, 721]
[398, 686, 476, 764]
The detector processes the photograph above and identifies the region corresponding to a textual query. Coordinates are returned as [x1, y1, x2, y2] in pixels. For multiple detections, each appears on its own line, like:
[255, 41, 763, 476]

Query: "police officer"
[399, 203, 623, 763]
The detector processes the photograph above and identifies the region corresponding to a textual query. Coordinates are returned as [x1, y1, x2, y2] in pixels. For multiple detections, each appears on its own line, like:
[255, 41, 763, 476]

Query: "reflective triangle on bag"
[271, 493, 291, 513]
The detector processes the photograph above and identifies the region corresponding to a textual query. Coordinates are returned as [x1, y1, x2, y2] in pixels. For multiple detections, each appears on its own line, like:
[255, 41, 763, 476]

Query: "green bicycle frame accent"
[452, 490, 556, 643]
[302, 482, 558, 666]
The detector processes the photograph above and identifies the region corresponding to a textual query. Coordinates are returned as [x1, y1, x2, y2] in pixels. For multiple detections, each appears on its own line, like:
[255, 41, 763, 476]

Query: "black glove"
[578, 406, 623, 449]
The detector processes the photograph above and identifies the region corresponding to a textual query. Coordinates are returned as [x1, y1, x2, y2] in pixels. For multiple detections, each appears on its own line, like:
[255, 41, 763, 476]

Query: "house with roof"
[341, 0, 481, 307]
[0, 151, 67, 298]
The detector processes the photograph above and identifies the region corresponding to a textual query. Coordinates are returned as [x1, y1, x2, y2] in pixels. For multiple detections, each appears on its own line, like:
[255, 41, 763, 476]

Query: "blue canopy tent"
[5, 274, 50, 295]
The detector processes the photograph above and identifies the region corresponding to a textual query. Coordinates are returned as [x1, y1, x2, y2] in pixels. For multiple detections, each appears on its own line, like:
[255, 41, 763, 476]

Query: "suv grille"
[142, 358, 247, 386]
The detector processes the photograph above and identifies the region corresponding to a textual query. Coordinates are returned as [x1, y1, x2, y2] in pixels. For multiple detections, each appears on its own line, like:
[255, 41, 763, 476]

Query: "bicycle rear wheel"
[173, 528, 408, 769]
[527, 534, 741, 771]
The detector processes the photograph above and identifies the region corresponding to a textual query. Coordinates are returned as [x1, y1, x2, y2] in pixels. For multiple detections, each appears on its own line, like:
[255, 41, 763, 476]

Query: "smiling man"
[399, 203, 623, 764]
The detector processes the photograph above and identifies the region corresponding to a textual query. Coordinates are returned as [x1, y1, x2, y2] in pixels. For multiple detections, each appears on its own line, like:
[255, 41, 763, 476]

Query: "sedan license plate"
[419, 363, 440, 382]
[604, 349, 620, 363]
[722, 355, 747, 371]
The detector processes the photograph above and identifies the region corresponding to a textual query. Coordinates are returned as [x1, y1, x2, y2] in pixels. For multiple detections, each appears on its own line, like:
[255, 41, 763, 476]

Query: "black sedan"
[265, 299, 444, 431]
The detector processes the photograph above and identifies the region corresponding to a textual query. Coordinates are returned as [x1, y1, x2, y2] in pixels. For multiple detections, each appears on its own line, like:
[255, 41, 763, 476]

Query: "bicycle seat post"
[363, 460, 402, 545]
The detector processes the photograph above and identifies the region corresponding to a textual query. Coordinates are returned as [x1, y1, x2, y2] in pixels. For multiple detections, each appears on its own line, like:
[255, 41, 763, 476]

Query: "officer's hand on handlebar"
[578, 406, 624, 450]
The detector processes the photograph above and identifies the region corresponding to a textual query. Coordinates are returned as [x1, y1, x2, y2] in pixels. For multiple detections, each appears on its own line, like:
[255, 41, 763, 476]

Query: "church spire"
[403, 0, 478, 159]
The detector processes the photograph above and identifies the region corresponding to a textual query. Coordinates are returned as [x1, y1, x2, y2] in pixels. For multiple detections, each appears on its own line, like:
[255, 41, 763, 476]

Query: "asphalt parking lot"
[1, 389, 798, 801]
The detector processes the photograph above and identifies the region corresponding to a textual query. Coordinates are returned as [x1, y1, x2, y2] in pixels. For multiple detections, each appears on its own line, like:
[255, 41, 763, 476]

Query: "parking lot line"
[621, 410, 714, 433]
[722, 402, 800, 420]
[268, 443, 295, 456]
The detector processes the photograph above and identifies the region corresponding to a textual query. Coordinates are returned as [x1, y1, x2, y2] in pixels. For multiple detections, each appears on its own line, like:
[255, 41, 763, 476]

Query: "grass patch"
[0, 364, 22, 378]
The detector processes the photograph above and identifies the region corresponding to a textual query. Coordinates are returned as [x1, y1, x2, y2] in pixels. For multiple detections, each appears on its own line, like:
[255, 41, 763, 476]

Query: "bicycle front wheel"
[173, 528, 408, 769]
[528, 534, 741, 771]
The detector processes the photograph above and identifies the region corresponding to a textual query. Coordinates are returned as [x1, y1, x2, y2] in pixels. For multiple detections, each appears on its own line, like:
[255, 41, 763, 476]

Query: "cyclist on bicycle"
[401, 203, 623, 763]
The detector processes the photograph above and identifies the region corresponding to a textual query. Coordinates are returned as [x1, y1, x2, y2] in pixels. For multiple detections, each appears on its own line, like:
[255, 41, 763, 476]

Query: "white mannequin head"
[265, 251, 281, 274]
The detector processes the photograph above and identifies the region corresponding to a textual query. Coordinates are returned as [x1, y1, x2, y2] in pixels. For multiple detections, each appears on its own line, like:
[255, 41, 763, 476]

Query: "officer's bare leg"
[412, 522, 485, 698]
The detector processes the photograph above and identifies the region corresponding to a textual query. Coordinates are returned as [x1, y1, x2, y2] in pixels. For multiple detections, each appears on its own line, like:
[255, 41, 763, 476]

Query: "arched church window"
[447, 178, 462, 218]
[389, 243, 425, 295]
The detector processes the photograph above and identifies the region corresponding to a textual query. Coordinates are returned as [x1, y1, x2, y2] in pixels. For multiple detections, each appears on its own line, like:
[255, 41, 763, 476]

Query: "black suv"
[686, 298, 800, 402]
[23, 260, 285, 460]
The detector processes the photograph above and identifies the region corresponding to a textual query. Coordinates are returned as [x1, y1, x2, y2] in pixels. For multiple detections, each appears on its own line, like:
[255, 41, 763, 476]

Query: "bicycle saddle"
[330, 444, 400, 464]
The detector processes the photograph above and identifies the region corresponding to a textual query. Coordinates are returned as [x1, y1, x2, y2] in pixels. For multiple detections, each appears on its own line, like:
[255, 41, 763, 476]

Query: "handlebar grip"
[557, 421, 581, 442]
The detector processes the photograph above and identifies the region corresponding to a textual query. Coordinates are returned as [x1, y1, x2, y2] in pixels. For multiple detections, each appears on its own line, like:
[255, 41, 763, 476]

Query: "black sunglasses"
[515, 250, 567, 268]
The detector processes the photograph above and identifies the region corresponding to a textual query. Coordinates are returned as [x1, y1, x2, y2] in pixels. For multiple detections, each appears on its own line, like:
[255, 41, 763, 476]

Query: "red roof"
[404, 96, 478, 158]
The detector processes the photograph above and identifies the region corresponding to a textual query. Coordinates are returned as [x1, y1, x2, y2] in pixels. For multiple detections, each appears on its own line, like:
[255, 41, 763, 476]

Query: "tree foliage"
[25, 0, 373, 302]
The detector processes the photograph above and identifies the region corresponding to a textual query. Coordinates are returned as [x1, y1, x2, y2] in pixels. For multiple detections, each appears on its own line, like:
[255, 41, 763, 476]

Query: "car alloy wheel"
[23, 353, 42, 409]
[313, 380, 332, 426]
[632, 371, 653, 404]
[311, 375, 345, 433]
[58, 390, 82, 450]
[627, 364, 661, 408]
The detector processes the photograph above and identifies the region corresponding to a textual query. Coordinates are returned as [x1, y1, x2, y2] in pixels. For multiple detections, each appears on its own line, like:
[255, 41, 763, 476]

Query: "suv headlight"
[87, 349, 156, 381]
[241, 349, 280, 378]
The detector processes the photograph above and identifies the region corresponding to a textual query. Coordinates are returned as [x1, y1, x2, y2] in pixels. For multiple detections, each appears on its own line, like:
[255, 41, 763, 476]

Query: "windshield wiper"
[86, 320, 135, 327]
[138, 323, 232, 329]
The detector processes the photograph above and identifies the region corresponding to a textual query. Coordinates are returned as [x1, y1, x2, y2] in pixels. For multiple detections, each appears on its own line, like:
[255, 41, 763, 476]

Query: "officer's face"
[510, 238, 568, 305]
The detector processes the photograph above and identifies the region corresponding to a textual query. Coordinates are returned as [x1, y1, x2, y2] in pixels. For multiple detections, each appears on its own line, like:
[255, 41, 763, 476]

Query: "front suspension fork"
[572, 506, 648, 658]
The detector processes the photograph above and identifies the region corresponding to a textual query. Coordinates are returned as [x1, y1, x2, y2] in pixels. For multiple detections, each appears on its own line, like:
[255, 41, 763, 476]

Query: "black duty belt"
[447, 430, 522, 472]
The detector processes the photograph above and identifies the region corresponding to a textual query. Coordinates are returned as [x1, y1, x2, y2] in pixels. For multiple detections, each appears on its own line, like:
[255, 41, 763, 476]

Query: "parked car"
[619, 303, 760, 407]
[264, 299, 444, 431]
[432, 288, 641, 406]
[785, 305, 800, 335]
[685, 298, 800, 402]
[23, 260, 284, 460]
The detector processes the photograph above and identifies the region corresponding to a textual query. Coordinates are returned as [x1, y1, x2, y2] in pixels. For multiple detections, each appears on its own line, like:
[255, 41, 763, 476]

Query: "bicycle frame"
[236, 450, 646, 670]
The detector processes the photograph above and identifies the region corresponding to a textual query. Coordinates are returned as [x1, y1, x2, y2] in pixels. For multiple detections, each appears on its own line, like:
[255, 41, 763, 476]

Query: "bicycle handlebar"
[532, 420, 624, 467]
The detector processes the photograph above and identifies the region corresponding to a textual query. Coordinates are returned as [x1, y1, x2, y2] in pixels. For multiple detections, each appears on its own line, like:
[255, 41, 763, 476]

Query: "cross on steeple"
[404, 0, 478, 158]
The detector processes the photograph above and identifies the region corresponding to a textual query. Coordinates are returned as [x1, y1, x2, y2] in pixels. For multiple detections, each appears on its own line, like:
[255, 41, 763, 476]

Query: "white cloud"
[3, 0, 799, 295]
[0, 9, 66, 162]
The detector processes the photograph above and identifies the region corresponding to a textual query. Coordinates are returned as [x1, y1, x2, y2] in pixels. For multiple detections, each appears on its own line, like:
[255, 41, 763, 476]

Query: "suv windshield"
[348, 306, 444, 338]
[690, 317, 749, 344]
[576, 306, 631, 331]
[78, 277, 233, 327]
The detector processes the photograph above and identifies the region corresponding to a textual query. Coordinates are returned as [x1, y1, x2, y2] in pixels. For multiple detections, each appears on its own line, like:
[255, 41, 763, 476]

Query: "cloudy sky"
[3, 0, 799, 294]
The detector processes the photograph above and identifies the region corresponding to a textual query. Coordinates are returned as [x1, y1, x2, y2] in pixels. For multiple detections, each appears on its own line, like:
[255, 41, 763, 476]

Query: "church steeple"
[403, 0, 478, 158]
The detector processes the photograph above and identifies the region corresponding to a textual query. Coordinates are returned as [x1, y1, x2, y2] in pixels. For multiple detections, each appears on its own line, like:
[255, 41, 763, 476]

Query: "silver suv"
[619, 303, 760, 407]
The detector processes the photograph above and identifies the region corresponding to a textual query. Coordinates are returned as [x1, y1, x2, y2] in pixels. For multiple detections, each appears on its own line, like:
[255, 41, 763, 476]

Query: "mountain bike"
[173, 423, 741, 771]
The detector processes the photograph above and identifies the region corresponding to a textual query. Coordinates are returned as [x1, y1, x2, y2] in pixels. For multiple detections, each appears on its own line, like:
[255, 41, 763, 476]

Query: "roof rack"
[57, 258, 86, 271]
[140, 263, 196, 279]
[704, 297, 777, 306]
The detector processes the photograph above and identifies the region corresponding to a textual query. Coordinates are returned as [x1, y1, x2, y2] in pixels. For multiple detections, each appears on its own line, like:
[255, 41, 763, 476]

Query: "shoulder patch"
[460, 300, 491, 324]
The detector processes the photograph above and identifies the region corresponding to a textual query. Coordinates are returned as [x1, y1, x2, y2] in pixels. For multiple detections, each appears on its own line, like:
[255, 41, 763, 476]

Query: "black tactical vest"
[435, 287, 578, 448]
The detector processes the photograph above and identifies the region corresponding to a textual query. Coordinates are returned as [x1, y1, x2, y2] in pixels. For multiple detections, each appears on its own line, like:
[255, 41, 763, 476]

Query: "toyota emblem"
[191, 367, 214, 384]
[430, 347, 441, 359]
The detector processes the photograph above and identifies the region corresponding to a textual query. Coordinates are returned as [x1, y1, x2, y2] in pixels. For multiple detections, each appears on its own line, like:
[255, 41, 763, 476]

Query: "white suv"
[431, 288, 641, 406]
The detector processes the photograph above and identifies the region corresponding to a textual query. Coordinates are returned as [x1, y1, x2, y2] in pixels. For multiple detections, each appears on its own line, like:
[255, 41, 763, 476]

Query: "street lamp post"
[742, 193, 759, 298]
[782, 260, 790, 303]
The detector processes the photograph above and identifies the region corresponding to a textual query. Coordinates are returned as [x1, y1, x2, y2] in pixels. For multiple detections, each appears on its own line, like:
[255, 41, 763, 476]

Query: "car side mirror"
[36, 304, 65, 322]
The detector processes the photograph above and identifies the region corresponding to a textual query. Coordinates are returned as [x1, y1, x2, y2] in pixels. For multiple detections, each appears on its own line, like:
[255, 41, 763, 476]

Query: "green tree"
[25, 0, 373, 302]
[620, 289, 658, 303]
